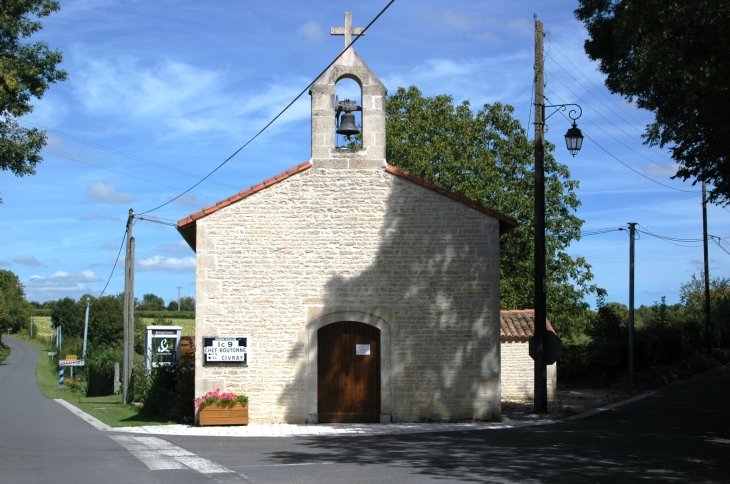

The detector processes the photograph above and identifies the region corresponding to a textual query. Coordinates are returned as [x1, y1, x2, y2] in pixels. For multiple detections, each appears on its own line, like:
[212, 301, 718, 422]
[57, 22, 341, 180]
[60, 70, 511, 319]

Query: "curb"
[560, 391, 658, 422]
[55, 391, 657, 437]
[55, 398, 113, 431]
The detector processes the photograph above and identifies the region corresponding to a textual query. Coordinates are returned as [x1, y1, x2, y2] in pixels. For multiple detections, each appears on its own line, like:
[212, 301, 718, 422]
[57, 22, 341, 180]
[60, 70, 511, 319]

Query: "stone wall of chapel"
[194, 166, 502, 423]
[501, 340, 557, 401]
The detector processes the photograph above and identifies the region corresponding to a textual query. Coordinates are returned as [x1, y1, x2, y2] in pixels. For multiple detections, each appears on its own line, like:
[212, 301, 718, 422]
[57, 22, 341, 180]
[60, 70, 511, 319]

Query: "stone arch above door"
[306, 308, 392, 423]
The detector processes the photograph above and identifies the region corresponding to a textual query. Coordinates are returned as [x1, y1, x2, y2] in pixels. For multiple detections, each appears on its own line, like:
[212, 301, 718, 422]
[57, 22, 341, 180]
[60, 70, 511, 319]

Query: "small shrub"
[138, 352, 195, 424]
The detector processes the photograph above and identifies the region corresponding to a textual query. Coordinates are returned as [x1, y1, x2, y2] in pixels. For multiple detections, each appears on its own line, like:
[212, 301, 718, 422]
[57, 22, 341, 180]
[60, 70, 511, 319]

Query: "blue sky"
[1, 0, 728, 309]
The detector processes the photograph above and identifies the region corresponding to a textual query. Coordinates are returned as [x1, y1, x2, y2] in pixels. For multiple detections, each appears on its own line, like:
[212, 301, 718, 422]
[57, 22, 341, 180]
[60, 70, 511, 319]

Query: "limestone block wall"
[501, 339, 557, 400]
[194, 165, 502, 424]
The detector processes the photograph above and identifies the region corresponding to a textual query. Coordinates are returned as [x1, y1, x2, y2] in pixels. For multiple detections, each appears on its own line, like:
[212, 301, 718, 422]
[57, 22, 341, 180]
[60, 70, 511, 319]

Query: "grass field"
[7, 335, 176, 428]
[140, 317, 195, 336]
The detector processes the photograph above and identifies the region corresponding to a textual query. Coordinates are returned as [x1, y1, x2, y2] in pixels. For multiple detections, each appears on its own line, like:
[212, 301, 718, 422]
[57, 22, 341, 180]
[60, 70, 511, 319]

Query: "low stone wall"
[501, 339, 557, 400]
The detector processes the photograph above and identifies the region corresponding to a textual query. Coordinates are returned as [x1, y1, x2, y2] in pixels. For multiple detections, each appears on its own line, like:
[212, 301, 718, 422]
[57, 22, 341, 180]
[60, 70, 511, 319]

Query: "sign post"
[145, 326, 182, 371]
[59, 358, 85, 387]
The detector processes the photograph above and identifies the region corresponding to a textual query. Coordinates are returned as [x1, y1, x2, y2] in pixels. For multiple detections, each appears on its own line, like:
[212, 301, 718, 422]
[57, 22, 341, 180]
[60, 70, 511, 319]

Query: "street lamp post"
[534, 18, 583, 413]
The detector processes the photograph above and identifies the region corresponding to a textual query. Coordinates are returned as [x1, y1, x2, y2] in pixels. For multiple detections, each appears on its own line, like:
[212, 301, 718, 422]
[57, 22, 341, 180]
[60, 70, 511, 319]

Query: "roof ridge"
[384, 164, 518, 235]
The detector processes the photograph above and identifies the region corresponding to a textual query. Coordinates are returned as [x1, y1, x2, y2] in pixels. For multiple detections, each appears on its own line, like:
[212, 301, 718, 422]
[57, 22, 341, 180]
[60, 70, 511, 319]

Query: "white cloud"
[168, 192, 199, 208]
[298, 21, 325, 41]
[137, 255, 195, 272]
[642, 162, 679, 177]
[71, 56, 311, 138]
[24, 270, 102, 302]
[79, 212, 122, 221]
[101, 242, 118, 250]
[0, 260, 9, 267]
[418, 10, 483, 33]
[14, 256, 44, 267]
[157, 241, 193, 254]
[86, 181, 136, 204]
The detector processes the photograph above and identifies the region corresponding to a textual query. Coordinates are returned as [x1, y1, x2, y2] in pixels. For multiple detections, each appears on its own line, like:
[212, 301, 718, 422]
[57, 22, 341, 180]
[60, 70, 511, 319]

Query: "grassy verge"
[8, 334, 177, 428]
[0, 341, 10, 364]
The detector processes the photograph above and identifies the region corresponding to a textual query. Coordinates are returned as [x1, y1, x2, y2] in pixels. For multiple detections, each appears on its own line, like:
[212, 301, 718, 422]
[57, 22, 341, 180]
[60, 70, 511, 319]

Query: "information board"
[203, 337, 247, 364]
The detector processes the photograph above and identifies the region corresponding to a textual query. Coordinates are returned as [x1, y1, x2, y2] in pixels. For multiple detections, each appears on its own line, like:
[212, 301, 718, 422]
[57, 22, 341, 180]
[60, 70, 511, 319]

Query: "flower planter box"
[198, 403, 249, 426]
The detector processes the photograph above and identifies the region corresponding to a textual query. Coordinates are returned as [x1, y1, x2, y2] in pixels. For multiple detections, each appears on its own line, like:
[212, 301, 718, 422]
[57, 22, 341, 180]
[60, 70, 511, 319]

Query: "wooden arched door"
[318, 321, 381, 423]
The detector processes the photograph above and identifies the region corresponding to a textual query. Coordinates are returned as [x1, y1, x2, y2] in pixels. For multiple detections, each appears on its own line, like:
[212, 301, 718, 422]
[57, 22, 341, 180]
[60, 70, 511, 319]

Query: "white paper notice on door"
[356, 344, 371, 355]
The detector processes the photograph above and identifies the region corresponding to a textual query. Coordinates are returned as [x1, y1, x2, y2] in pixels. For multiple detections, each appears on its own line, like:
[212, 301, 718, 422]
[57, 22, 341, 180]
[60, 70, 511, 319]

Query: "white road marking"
[111, 435, 237, 475]
[55, 399, 112, 431]
[233, 462, 335, 468]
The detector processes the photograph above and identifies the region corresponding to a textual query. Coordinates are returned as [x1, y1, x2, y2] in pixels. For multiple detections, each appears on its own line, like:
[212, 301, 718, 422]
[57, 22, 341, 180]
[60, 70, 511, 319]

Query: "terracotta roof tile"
[500, 309, 556, 340]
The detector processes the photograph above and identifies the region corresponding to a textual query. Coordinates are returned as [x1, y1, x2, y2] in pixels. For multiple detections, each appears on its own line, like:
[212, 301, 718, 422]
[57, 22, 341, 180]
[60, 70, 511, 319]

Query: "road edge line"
[54, 398, 113, 431]
[560, 391, 658, 422]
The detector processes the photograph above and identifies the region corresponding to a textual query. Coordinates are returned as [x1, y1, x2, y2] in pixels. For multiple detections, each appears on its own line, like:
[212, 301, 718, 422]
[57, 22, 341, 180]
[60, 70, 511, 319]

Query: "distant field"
[140, 318, 195, 336]
[29, 315, 195, 339]
[31, 316, 54, 342]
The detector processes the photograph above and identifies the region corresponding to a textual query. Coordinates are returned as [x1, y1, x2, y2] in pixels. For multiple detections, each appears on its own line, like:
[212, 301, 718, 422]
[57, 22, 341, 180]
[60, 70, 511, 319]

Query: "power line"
[580, 131, 699, 193]
[44, 149, 220, 202]
[545, 78, 675, 174]
[98, 226, 128, 298]
[546, 37, 650, 132]
[139, 0, 397, 216]
[581, 227, 623, 236]
[22, 120, 243, 191]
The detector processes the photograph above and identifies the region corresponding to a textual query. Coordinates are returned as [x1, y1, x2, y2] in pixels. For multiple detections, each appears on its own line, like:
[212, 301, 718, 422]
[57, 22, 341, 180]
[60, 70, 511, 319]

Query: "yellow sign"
[66, 355, 77, 360]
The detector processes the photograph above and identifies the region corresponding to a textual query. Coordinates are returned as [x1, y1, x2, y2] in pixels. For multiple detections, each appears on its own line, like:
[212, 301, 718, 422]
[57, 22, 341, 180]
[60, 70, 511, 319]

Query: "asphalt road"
[3, 336, 729, 483]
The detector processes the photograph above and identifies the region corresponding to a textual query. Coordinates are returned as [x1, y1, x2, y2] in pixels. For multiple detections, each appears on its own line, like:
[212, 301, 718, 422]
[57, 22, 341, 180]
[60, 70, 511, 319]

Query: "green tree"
[0, 0, 67, 202]
[50, 296, 83, 338]
[0, 269, 31, 332]
[137, 293, 165, 311]
[167, 296, 195, 312]
[88, 294, 123, 347]
[575, 0, 730, 204]
[385, 86, 598, 337]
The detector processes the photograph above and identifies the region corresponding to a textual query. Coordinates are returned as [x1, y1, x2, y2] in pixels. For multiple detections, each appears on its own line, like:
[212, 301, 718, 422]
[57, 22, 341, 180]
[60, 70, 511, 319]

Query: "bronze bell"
[336, 112, 360, 136]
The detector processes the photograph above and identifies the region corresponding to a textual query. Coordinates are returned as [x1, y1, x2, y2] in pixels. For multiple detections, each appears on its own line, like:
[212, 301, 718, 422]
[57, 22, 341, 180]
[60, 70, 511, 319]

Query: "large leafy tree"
[0, 0, 67, 201]
[50, 296, 83, 338]
[575, 0, 730, 204]
[0, 269, 31, 332]
[385, 86, 598, 337]
[137, 293, 165, 311]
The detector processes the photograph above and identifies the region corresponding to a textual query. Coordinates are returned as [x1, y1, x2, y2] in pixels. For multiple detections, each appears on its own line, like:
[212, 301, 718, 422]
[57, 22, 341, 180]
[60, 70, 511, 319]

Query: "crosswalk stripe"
[110, 435, 235, 475]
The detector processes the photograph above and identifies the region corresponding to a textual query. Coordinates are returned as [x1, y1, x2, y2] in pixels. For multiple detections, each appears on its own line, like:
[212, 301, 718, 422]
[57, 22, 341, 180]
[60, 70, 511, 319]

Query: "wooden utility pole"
[702, 181, 712, 351]
[628, 222, 637, 386]
[123, 209, 135, 404]
[533, 18, 548, 414]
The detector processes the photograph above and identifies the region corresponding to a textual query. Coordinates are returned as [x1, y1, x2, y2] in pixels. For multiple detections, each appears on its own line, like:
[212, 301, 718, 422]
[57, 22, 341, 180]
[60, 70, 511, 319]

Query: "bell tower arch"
[308, 12, 387, 169]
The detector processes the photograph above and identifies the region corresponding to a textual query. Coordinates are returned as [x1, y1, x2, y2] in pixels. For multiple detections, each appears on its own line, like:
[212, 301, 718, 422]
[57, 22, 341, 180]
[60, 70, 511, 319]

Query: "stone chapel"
[177, 13, 518, 424]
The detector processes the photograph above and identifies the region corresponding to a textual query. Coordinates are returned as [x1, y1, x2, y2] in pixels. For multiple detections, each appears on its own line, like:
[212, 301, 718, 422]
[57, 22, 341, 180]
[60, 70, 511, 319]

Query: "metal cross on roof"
[330, 12, 365, 49]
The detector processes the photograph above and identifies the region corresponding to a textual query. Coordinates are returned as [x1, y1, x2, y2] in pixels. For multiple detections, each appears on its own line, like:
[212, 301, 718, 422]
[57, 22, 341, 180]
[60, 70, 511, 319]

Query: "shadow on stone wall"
[277, 172, 502, 423]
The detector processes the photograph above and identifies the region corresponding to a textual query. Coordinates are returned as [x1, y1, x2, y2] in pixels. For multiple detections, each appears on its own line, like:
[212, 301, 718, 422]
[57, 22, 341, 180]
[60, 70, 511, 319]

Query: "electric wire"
[138, 0, 397, 216]
[135, 215, 178, 227]
[582, 131, 697, 193]
[22, 120, 242, 191]
[98, 226, 127, 298]
[43, 149, 220, 202]
[580, 227, 623, 236]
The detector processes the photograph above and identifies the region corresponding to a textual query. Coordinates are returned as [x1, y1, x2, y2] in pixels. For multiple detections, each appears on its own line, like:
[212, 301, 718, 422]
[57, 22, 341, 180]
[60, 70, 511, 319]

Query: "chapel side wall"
[501, 339, 557, 401]
[194, 166, 502, 424]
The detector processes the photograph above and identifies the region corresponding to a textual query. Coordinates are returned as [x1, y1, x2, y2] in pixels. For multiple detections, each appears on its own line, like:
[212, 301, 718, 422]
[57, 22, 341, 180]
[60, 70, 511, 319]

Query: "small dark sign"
[203, 337, 247, 364]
